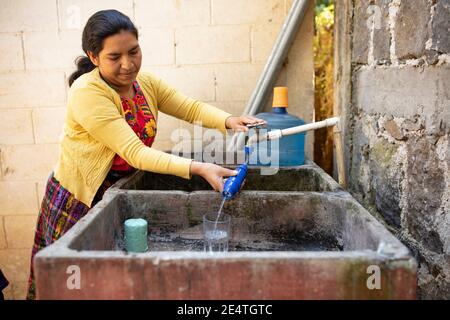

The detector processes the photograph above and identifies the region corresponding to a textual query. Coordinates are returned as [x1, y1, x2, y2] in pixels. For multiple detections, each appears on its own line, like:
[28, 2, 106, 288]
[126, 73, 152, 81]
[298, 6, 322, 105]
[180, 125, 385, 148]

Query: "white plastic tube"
[247, 117, 340, 146]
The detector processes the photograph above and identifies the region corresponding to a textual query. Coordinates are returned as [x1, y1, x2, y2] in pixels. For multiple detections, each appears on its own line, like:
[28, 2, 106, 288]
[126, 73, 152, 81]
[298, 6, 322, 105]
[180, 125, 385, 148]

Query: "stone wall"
[346, 0, 449, 299]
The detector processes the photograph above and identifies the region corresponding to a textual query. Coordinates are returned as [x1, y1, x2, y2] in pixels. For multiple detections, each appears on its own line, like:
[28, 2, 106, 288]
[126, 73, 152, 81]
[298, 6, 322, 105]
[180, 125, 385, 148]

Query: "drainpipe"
[227, 0, 311, 152]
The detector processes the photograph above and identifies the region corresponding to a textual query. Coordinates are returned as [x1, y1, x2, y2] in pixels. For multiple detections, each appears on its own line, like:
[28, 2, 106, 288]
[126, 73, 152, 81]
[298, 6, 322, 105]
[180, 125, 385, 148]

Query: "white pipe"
[247, 117, 340, 146]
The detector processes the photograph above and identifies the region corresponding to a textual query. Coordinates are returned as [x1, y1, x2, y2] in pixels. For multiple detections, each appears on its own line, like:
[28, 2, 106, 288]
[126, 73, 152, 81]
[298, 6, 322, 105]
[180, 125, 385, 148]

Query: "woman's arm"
[149, 74, 267, 133]
[71, 82, 239, 191]
[70, 83, 192, 179]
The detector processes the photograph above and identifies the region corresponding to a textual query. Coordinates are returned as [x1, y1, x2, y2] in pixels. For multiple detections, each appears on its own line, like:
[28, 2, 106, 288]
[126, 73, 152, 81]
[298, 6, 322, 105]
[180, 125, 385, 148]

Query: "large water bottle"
[251, 87, 306, 166]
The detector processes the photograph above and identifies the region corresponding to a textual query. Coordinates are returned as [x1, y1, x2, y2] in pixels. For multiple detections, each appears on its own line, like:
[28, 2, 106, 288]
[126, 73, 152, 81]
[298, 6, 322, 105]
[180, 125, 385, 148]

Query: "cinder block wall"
[0, 0, 313, 299]
[346, 0, 449, 299]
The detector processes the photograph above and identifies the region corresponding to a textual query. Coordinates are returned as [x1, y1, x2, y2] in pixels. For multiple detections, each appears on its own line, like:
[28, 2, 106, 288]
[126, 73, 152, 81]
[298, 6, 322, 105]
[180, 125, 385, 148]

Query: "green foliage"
[314, 3, 334, 112]
[315, 0, 334, 15]
[313, 2, 334, 174]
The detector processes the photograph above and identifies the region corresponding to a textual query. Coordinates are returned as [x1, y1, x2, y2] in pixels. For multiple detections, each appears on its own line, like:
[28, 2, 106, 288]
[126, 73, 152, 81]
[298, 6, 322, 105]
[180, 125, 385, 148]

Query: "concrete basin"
[111, 160, 342, 193]
[34, 161, 417, 299]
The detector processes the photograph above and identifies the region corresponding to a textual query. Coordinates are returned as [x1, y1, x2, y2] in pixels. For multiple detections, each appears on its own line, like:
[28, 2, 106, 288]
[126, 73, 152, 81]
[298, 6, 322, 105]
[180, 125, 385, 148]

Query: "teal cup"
[124, 218, 148, 252]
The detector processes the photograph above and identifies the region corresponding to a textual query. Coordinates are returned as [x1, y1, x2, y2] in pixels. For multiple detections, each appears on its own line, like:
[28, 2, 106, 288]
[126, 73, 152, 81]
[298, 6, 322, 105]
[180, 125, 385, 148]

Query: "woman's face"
[88, 30, 142, 90]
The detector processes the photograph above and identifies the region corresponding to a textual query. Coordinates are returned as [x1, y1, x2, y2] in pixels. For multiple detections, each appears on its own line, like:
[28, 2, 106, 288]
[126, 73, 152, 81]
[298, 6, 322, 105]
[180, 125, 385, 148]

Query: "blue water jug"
[250, 87, 306, 166]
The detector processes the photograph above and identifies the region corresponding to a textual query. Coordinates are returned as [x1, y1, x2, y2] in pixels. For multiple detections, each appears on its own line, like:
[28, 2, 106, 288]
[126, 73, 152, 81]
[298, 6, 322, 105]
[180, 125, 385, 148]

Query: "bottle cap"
[272, 87, 288, 108]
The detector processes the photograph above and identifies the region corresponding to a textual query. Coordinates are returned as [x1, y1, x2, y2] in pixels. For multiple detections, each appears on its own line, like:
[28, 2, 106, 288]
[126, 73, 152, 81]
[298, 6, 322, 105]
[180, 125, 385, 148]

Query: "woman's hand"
[225, 115, 267, 132]
[190, 161, 237, 192]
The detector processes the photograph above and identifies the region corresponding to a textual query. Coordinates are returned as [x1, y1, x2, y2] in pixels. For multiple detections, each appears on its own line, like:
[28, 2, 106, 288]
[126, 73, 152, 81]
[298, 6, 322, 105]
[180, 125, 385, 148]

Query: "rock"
[384, 119, 405, 140]
[352, 1, 370, 64]
[395, 0, 431, 60]
[402, 118, 423, 132]
[405, 137, 445, 254]
[431, 0, 450, 53]
[370, 139, 402, 228]
[373, 0, 391, 63]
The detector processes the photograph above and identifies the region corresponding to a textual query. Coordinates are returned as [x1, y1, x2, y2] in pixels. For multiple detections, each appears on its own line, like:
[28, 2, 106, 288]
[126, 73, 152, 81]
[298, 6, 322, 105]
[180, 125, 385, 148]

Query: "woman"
[27, 9, 264, 299]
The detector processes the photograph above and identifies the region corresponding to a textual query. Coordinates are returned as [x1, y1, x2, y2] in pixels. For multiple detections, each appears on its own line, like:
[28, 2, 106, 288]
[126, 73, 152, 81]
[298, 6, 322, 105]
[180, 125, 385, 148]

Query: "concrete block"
[144, 65, 215, 101]
[286, 0, 297, 13]
[0, 249, 31, 290]
[176, 26, 250, 65]
[210, 101, 247, 116]
[4, 215, 37, 249]
[2, 281, 14, 300]
[369, 138, 403, 228]
[352, 0, 390, 63]
[0, 33, 25, 72]
[169, 122, 210, 153]
[12, 281, 28, 300]
[0, 218, 6, 250]
[23, 31, 82, 70]
[373, 0, 391, 63]
[0, 109, 34, 145]
[352, 1, 370, 64]
[32, 107, 66, 144]
[405, 137, 446, 253]
[0, 182, 38, 215]
[395, 0, 430, 60]
[134, 0, 210, 28]
[251, 24, 282, 62]
[37, 182, 46, 208]
[154, 112, 181, 145]
[285, 0, 314, 159]
[353, 66, 449, 131]
[431, 0, 450, 53]
[0, 72, 66, 108]
[286, 0, 314, 117]
[139, 28, 175, 66]
[58, 0, 134, 31]
[0, 0, 58, 32]
[215, 63, 264, 101]
[0, 144, 59, 181]
[212, 0, 285, 25]
[348, 114, 373, 193]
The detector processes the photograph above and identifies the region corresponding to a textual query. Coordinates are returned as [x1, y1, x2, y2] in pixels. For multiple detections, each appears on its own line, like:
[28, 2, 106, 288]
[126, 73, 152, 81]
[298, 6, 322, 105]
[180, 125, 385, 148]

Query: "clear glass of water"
[203, 213, 231, 253]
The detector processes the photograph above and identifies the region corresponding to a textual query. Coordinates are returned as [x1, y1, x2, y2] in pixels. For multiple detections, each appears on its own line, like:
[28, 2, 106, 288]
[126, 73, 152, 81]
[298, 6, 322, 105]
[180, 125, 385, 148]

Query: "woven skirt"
[26, 170, 133, 300]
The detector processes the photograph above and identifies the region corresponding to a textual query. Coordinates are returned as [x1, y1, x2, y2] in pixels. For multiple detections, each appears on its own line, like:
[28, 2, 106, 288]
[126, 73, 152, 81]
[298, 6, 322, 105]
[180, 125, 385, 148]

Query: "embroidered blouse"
[111, 80, 157, 171]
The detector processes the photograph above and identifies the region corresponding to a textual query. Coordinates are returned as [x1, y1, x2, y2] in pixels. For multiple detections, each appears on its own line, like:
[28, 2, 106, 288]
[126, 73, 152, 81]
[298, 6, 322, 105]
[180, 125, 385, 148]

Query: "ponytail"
[68, 56, 96, 87]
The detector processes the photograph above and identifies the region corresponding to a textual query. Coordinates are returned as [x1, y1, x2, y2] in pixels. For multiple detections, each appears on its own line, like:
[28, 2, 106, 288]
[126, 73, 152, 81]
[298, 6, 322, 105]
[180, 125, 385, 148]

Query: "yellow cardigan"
[54, 68, 232, 207]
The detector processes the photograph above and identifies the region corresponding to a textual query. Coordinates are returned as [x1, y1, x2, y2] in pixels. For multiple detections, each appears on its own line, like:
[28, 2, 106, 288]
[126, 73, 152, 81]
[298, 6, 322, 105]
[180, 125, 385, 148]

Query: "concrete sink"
[111, 161, 341, 193]
[34, 161, 417, 299]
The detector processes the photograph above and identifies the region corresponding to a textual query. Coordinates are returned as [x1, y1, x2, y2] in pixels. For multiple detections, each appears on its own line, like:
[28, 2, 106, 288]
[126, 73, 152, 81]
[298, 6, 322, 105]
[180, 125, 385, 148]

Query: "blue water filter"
[252, 87, 306, 166]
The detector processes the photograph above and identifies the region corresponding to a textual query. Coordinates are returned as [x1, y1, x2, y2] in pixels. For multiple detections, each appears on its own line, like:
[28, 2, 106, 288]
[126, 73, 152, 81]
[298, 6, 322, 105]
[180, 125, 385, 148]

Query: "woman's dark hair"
[68, 9, 138, 87]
